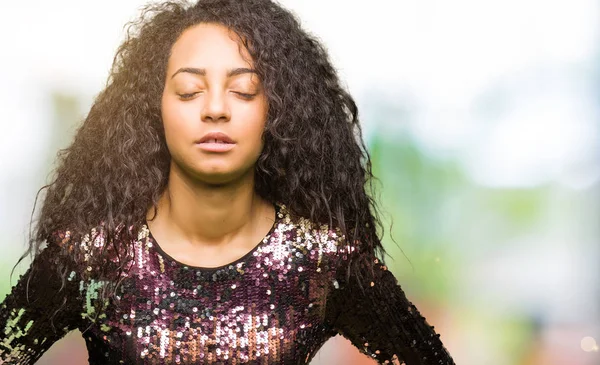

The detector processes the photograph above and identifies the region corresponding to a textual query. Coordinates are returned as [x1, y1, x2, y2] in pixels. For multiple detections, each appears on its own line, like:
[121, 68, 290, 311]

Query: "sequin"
[0, 201, 454, 364]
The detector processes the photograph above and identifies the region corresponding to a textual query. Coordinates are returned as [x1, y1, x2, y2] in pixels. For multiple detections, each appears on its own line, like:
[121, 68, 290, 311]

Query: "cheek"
[239, 98, 268, 132]
[161, 97, 194, 141]
[240, 106, 267, 148]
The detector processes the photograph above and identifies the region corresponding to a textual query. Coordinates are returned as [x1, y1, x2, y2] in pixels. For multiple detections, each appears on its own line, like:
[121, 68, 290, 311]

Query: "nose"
[200, 90, 231, 122]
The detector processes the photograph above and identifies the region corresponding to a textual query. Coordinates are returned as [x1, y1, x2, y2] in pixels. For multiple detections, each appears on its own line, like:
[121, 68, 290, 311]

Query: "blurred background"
[1, 0, 598, 364]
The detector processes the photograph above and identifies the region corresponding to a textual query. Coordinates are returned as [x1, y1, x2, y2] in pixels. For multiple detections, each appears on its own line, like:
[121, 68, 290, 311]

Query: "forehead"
[168, 23, 254, 70]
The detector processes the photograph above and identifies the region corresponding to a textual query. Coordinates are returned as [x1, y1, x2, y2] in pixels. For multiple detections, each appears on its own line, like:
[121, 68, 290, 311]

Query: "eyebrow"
[170, 67, 258, 79]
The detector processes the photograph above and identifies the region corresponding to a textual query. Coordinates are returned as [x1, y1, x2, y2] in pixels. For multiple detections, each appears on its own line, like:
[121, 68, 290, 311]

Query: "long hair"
[13, 0, 399, 324]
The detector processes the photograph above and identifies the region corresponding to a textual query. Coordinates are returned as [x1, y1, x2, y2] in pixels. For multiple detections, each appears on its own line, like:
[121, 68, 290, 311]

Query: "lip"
[196, 131, 235, 144]
[196, 142, 236, 152]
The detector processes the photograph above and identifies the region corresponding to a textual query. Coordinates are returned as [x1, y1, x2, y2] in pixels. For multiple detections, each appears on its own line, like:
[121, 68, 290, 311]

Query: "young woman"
[0, 0, 456, 364]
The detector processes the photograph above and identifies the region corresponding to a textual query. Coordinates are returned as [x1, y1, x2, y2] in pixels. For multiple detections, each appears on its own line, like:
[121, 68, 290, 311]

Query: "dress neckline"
[144, 201, 282, 272]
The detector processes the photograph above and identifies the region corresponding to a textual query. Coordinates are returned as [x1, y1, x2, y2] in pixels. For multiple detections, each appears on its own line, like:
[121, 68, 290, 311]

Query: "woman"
[0, 0, 456, 364]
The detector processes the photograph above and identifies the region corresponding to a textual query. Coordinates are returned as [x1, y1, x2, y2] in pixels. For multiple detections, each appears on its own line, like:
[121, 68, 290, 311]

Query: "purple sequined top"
[0, 202, 455, 364]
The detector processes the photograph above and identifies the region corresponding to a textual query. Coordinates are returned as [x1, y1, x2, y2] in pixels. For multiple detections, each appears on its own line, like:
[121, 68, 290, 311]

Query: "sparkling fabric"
[0, 202, 455, 364]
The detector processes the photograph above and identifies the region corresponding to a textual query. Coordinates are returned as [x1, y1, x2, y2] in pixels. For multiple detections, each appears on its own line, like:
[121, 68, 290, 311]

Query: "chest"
[82, 259, 333, 364]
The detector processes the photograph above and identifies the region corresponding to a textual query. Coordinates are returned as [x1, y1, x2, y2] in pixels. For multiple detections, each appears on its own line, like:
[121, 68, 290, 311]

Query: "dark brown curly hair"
[13, 0, 401, 327]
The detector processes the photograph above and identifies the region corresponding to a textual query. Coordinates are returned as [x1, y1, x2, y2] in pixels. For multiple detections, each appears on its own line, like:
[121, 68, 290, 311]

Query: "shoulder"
[276, 203, 356, 265]
[46, 221, 135, 278]
[49, 222, 111, 255]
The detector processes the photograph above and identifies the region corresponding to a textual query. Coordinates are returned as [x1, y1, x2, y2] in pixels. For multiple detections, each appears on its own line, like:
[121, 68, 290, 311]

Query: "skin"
[145, 22, 276, 268]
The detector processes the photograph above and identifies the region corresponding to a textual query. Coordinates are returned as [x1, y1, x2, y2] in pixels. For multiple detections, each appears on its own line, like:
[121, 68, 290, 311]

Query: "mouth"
[195, 140, 236, 152]
[196, 131, 236, 144]
[197, 139, 235, 144]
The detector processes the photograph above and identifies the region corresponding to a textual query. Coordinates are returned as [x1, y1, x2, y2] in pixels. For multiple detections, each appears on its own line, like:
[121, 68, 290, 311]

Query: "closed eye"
[177, 92, 199, 100]
[176, 91, 257, 100]
[234, 92, 257, 100]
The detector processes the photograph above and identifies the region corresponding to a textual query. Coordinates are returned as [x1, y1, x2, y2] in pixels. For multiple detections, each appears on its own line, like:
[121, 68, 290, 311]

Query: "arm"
[0, 232, 84, 364]
[325, 255, 456, 365]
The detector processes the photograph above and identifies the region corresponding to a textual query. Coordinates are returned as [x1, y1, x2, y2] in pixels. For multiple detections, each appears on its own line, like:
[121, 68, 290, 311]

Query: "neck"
[147, 162, 269, 247]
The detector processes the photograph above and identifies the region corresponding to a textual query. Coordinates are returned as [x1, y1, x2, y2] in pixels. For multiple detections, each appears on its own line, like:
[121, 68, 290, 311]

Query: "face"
[161, 23, 268, 185]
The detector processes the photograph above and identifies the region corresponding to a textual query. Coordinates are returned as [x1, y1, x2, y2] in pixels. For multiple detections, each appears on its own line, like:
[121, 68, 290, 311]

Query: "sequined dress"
[0, 202, 455, 364]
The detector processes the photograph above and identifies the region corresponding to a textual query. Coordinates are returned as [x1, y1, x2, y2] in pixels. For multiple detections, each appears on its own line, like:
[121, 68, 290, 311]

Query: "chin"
[193, 165, 251, 184]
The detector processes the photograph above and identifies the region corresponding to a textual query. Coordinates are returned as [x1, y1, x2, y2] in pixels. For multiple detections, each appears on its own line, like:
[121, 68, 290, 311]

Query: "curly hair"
[13, 0, 400, 325]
